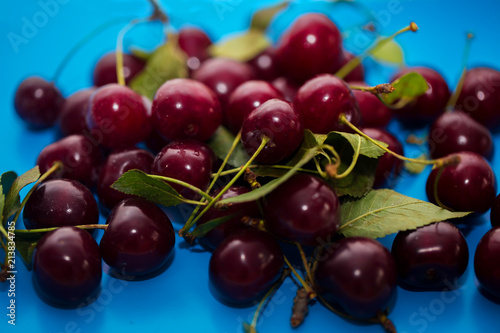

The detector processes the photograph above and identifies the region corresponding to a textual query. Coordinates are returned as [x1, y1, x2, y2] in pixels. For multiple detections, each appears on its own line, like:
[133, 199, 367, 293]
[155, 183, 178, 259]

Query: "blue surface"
[1, 1, 500, 332]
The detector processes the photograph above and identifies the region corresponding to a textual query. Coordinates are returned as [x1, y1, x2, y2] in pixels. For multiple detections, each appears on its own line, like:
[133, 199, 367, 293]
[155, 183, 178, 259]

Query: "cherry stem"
[15, 224, 108, 235]
[349, 83, 395, 95]
[295, 243, 314, 287]
[148, 174, 213, 202]
[213, 164, 319, 177]
[283, 255, 316, 298]
[433, 166, 454, 211]
[335, 22, 418, 80]
[333, 134, 361, 179]
[446, 32, 474, 111]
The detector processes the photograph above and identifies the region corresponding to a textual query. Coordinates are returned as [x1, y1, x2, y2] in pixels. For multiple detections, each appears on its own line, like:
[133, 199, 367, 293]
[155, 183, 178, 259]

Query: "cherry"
[474, 227, 500, 299]
[240, 99, 303, 164]
[145, 129, 170, 154]
[293, 74, 361, 134]
[178, 27, 212, 72]
[152, 78, 222, 141]
[99, 198, 175, 276]
[391, 222, 469, 290]
[315, 237, 397, 319]
[58, 88, 95, 136]
[247, 48, 280, 81]
[425, 151, 496, 214]
[14, 76, 64, 129]
[275, 13, 342, 84]
[263, 173, 340, 246]
[93, 52, 145, 87]
[226, 80, 283, 134]
[351, 82, 392, 128]
[490, 194, 500, 228]
[271, 76, 299, 103]
[428, 111, 493, 159]
[209, 228, 284, 305]
[333, 50, 365, 83]
[151, 140, 214, 200]
[23, 179, 99, 230]
[391, 67, 451, 124]
[97, 148, 155, 210]
[36, 134, 103, 188]
[33, 226, 102, 307]
[87, 83, 152, 148]
[197, 186, 259, 251]
[361, 128, 404, 188]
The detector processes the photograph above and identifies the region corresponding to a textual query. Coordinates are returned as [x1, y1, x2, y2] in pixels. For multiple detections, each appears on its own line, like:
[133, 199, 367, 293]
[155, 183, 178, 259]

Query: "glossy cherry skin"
[391, 222, 469, 290]
[93, 52, 145, 87]
[226, 80, 283, 134]
[178, 27, 212, 71]
[332, 50, 365, 83]
[351, 82, 392, 128]
[426, 151, 496, 214]
[99, 198, 175, 276]
[272, 76, 299, 103]
[490, 194, 500, 228]
[14, 76, 64, 128]
[58, 88, 95, 136]
[391, 67, 451, 124]
[361, 128, 404, 188]
[247, 48, 280, 81]
[36, 134, 103, 188]
[97, 148, 155, 210]
[241, 99, 303, 164]
[263, 173, 340, 246]
[456, 67, 500, 130]
[152, 78, 222, 141]
[275, 13, 342, 84]
[315, 237, 397, 319]
[209, 228, 284, 305]
[197, 186, 259, 251]
[33, 227, 102, 307]
[294, 74, 361, 134]
[474, 227, 500, 299]
[151, 140, 214, 200]
[23, 179, 99, 230]
[87, 84, 151, 148]
[428, 111, 493, 159]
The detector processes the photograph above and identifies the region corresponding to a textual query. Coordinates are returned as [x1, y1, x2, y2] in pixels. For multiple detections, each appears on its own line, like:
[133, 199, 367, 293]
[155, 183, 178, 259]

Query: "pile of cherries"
[9, 6, 500, 331]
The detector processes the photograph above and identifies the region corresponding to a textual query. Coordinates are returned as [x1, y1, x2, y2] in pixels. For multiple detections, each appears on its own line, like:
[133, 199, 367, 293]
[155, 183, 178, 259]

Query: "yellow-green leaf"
[370, 38, 404, 65]
[209, 29, 270, 62]
[250, 1, 289, 31]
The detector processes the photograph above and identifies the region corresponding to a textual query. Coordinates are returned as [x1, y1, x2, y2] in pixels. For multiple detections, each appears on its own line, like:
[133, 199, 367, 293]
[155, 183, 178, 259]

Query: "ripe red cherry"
[152, 78, 222, 141]
[58, 88, 95, 136]
[263, 173, 340, 246]
[391, 222, 469, 290]
[14, 76, 64, 128]
[93, 52, 145, 87]
[294, 74, 360, 134]
[99, 198, 176, 276]
[209, 228, 284, 305]
[425, 151, 496, 214]
[315, 237, 397, 319]
[241, 99, 303, 164]
[178, 27, 212, 71]
[247, 48, 280, 81]
[332, 50, 365, 83]
[33, 227, 102, 307]
[351, 82, 392, 128]
[226, 80, 283, 134]
[428, 111, 493, 159]
[271, 76, 300, 102]
[87, 84, 152, 148]
[490, 194, 500, 228]
[275, 13, 342, 84]
[474, 227, 500, 299]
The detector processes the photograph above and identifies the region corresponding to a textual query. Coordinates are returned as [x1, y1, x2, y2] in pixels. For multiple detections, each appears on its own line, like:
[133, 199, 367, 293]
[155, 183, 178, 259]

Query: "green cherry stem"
[147, 175, 213, 202]
[213, 164, 319, 177]
[445, 32, 474, 111]
[15, 224, 108, 235]
[295, 242, 314, 287]
[349, 83, 395, 95]
[283, 255, 316, 298]
[333, 134, 361, 179]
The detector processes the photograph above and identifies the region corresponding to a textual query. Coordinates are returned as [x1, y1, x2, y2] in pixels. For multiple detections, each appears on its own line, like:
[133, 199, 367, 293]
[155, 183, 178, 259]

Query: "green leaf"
[129, 47, 153, 61]
[369, 38, 404, 65]
[190, 213, 239, 238]
[111, 169, 192, 207]
[405, 153, 428, 174]
[15, 230, 46, 271]
[0, 171, 18, 223]
[129, 35, 188, 100]
[250, 1, 288, 31]
[209, 29, 271, 62]
[284, 130, 322, 166]
[380, 72, 429, 106]
[323, 132, 387, 159]
[339, 189, 472, 238]
[4, 167, 40, 222]
[207, 126, 251, 167]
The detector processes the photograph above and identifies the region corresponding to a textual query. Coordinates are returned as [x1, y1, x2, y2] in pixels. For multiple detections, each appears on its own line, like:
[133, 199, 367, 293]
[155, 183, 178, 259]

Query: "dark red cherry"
[426, 151, 496, 214]
[247, 48, 280, 81]
[226, 80, 283, 134]
[93, 52, 145, 87]
[33, 227, 102, 307]
[391, 67, 451, 124]
[152, 78, 222, 141]
[209, 228, 284, 305]
[197, 186, 259, 251]
[178, 27, 212, 71]
[315, 237, 397, 319]
[36, 134, 103, 188]
[275, 13, 342, 84]
[151, 140, 214, 200]
[14, 76, 64, 128]
[99, 198, 175, 276]
[351, 82, 392, 128]
[87, 84, 152, 148]
[241, 99, 303, 164]
[271, 76, 299, 103]
[428, 111, 493, 159]
[361, 128, 404, 188]
[145, 129, 170, 154]
[490, 194, 500, 228]
[333, 50, 365, 83]
[474, 227, 500, 299]
[263, 173, 340, 246]
[294, 74, 360, 134]
[391, 222, 469, 290]
[97, 148, 155, 210]
[58, 88, 95, 136]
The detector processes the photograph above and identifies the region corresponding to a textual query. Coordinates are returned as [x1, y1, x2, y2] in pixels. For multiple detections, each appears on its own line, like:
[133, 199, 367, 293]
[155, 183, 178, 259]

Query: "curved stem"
[446, 32, 474, 111]
[433, 166, 454, 211]
[334, 134, 361, 179]
[283, 255, 316, 298]
[148, 175, 213, 202]
[15, 224, 108, 234]
[116, 18, 149, 86]
[213, 165, 319, 177]
[296, 243, 314, 287]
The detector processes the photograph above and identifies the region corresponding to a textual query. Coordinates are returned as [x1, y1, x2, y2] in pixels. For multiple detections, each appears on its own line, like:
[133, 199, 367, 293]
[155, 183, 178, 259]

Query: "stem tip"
[410, 22, 418, 32]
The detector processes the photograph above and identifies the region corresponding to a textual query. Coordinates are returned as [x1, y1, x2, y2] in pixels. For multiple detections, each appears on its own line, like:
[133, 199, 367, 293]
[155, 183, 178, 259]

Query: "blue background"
[1, 0, 500, 332]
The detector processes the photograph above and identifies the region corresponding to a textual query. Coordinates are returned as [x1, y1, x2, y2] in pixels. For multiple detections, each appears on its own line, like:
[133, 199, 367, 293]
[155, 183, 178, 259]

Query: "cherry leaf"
[3, 167, 40, 223]
[0, 171, 17, 223]
[250, 1, 289, 31]
[369, 38, 404, 65]
[380, 72, 428, 106]
[209, 29, 270, 62]
[189, 213, 239, 238]
[207, 126, 250, 167]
